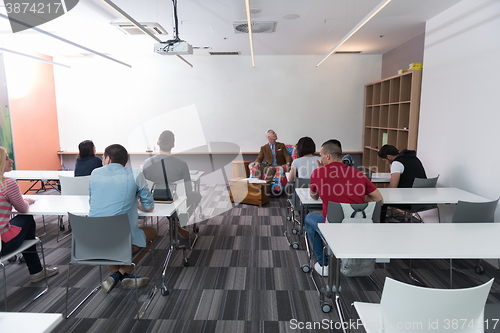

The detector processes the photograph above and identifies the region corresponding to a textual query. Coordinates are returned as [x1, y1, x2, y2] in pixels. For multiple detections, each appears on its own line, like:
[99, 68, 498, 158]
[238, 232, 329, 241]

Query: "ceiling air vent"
[334, 51, 362, 54]
[233, 21, 276, 34]
[209, 51, 240, 55]
[111, 22, 168, 36]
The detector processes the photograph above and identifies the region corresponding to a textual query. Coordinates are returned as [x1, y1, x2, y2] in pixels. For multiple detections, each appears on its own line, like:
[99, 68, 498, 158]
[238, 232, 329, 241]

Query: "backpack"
[338, 202, 376, 277]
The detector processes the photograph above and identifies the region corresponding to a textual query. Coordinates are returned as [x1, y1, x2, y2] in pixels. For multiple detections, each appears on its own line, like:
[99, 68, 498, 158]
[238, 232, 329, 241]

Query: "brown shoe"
[31, 267, 59, 283]
[177, 224, 189, 238]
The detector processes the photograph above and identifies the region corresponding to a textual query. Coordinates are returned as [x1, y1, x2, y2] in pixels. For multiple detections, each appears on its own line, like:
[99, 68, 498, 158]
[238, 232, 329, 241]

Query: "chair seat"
[353, 302, 380, 333]
[0, 239, 40, 263]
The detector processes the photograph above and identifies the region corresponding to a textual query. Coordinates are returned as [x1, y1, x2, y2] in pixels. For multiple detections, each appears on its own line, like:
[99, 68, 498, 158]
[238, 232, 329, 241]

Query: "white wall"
[418, 0, 500, 219]
[53, 54, 381, 154]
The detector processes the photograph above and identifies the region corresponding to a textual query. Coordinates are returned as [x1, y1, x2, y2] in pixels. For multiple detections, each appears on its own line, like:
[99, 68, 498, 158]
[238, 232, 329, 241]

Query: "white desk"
[17, 194, 186, 301]
[319, 223, 500, 260]
[189, 170, 204, 193]
[295, 187, 491, 206]
[5, 170, 74, 193]
[0, 312, 63, 333]
[318, 223, 500, 331]
[19, 195, 186, 217]
[378, 187, 491, 204]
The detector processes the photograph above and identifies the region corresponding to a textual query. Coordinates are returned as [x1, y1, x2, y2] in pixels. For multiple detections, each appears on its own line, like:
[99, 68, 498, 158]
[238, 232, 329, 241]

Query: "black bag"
[153, 159, 177, 203]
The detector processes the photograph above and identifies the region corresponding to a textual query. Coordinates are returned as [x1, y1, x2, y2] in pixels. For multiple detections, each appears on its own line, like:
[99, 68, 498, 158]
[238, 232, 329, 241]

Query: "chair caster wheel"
[475, 265, 485, 274]
[8, 255, 17, 263]
[301, 265, 311, 273]
[292, 228, 300, 235]
[161, 286, 169, 296]
[59, 224, 65, 231]
[321, 303, 332, 313]
[291, 242, 299, 250]
[183, 258, 189, 267]
[286, 216, 292, 221]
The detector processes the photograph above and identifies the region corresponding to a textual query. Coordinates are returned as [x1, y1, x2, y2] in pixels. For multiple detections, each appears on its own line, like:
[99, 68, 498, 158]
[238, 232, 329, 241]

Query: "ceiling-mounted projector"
[154, 41, 193, 55]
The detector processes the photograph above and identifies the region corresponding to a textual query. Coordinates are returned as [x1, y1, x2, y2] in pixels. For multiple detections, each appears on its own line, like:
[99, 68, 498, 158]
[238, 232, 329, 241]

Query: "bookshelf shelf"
[362, 70, 422, 173]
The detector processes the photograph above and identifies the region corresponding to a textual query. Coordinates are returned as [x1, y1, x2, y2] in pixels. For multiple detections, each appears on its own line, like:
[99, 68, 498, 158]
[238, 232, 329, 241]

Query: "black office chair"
[401, 176, 440, 223]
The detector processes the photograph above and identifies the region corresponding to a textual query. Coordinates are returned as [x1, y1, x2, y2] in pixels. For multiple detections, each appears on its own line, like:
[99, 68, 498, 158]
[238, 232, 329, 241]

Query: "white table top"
[378, 187, 491, 204]
[0, 312, 63, 333]
[18, 195, 185, 217]
[319, 222, 500, 259]
[189, 170, 204, 182]
[295, 187, 491, 205]
[5, 170, 74, 180]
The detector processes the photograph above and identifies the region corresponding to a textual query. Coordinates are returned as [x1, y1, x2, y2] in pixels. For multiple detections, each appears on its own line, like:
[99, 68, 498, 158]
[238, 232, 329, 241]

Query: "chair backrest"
[59, 175, 90, 195]
[68, 212, 132, 265]
[171, 180, 188, 213]
[379, 277, 493, 333]
[327, 200, 382, 223]
[295, 177, 310, 189]
[451, 198, 499, 223]
[412, 175, 439, 188]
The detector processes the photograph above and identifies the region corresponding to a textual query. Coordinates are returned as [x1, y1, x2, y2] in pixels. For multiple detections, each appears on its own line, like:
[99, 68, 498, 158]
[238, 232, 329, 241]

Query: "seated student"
[377, 144, 426, 188]
[377, 144, 427, 222]
[0, 147, 58, 283]
[142, 130, 201, 238]
[287, 136, 321, 182]
[251, 129, 292, 180]
[305, 139, 382, 276]
[74, 140, 102, 176]
[89, 144, 157, 293]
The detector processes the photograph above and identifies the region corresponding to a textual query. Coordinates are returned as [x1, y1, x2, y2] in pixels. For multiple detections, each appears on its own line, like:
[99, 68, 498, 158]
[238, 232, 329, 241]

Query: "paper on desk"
[242, 178, 267, 183]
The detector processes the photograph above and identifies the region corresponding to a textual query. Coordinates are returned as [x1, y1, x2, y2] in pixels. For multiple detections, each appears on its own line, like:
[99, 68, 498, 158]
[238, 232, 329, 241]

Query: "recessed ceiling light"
[282, 14, 300, 20]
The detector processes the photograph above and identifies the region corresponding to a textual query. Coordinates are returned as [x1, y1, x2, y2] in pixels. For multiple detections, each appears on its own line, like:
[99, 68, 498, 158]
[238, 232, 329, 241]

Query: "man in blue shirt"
[89, 144, 157, 293]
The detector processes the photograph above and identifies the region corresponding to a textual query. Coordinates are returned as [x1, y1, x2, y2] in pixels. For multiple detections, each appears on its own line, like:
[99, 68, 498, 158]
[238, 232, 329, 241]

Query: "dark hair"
[295, 137, 316, 157]
[103, 144, 129, 166]
[158, 130, 175, 152]
[78, 140, 95, 159]
[377, 145, 399, 159]
[321, 139, 342, 159]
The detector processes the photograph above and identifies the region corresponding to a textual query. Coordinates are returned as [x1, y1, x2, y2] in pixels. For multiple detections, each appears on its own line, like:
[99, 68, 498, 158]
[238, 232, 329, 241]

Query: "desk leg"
[329, 257, 348, 333]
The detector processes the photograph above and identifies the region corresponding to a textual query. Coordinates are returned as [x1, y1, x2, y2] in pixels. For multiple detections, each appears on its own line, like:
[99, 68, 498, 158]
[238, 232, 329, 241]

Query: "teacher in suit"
[252, 129, 292, 180]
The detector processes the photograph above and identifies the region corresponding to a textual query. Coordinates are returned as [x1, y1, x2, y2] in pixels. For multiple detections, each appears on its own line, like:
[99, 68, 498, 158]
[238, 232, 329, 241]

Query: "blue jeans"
[0, 215, 43, 274]
[305, 212, 328, 266]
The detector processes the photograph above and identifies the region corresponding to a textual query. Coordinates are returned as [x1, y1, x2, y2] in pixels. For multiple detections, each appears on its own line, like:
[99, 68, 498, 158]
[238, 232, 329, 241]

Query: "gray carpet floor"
[2, 184, 500, 333]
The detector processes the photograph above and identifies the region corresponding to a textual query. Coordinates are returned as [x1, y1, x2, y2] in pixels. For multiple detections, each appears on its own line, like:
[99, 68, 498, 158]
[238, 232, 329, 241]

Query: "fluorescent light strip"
[101, 0, 193, 68]
[316, 0, 392, 67]
[0, 13, 131, 68]
[0, 47, 71, 68]
[244, 0, 255, 67]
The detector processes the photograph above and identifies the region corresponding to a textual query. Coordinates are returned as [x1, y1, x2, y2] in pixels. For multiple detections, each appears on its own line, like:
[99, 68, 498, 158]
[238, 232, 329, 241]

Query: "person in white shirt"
[287, 136, 321, 182]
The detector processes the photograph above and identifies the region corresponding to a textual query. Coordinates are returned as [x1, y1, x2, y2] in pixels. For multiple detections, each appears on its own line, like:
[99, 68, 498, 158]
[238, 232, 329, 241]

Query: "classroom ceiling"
[0, 0, 462, 60]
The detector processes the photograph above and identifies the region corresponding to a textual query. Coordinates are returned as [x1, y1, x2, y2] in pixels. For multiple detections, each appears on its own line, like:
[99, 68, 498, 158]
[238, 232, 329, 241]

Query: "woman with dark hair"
[74, 140, 102, 176]
[287, 136, 321, 182]
[0, 147, 58, 282]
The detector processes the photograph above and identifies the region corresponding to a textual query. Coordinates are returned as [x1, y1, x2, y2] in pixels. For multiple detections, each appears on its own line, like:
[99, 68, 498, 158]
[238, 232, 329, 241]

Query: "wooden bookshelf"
[362, 70, 422, 173]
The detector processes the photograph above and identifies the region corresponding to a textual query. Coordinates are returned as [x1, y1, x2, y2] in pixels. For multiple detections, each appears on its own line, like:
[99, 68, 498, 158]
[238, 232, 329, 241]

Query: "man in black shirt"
[377, 145, 427, 222]
[378, 145, 426, 188]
